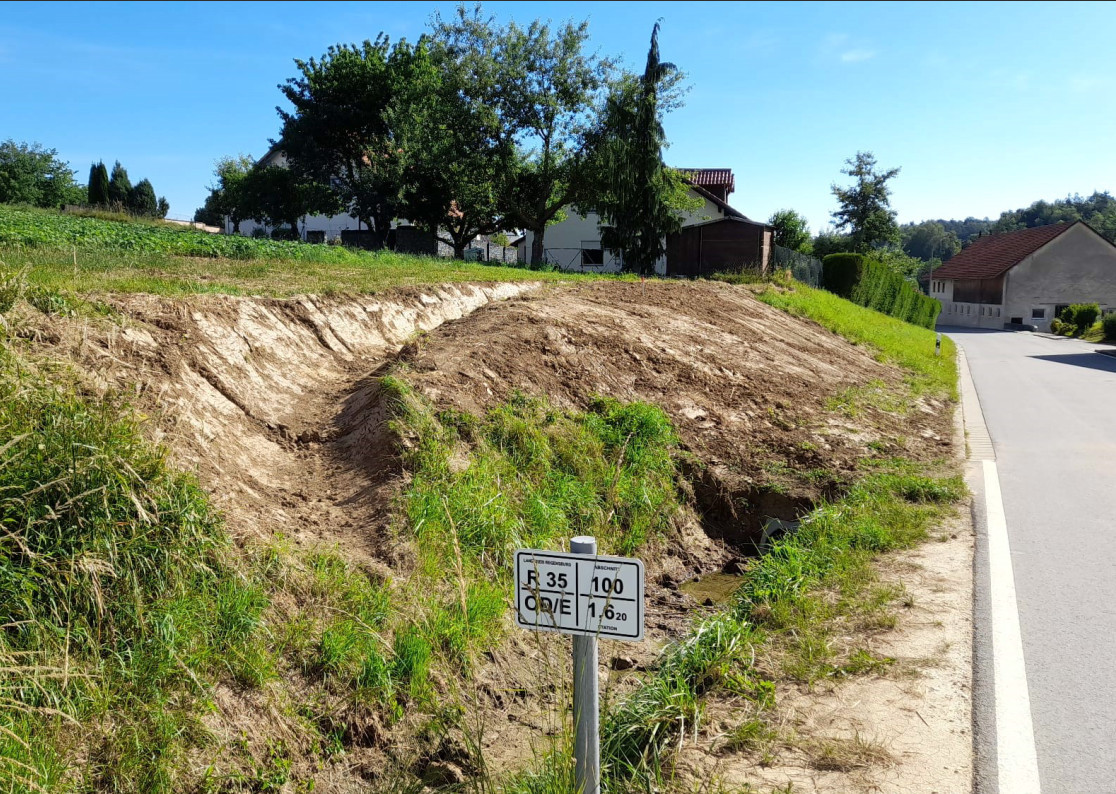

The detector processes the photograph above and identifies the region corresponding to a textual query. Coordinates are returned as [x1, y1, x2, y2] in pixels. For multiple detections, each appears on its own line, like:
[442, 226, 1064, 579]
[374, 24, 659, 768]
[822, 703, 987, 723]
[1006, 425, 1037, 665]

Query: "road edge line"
[982, 457, 1041, 793]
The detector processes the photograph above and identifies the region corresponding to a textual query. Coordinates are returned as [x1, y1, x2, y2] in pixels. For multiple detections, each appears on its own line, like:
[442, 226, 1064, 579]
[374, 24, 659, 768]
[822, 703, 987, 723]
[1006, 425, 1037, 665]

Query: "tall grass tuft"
[0, 342, 269, 791]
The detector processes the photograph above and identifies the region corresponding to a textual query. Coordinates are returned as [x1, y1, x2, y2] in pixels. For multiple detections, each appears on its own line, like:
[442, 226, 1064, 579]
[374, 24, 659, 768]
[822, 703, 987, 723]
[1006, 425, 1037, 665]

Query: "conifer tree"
[107, 161, 132, 208]
[87, 161, 110, 207]
[128, 179, 158, 216]
[591, 22, 691, 274]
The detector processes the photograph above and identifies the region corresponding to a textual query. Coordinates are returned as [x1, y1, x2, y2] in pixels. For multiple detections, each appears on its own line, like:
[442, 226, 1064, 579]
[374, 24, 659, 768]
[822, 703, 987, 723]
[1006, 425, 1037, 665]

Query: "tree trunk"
[530, 226, 546, 266]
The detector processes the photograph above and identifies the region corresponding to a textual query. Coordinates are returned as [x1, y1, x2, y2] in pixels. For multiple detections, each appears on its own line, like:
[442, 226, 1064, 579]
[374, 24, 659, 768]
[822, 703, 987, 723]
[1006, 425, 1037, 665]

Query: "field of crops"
[0, 204, 367, 263]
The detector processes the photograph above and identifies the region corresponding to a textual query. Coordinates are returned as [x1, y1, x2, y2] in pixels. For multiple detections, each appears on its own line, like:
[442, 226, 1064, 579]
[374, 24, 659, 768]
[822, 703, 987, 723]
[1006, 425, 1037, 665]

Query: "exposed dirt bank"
[16, 279, 962, 791]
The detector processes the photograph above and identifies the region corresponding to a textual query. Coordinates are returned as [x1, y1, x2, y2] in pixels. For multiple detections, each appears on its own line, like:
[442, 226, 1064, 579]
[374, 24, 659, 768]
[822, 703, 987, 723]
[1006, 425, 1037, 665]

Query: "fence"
[771, 244, 822, 287]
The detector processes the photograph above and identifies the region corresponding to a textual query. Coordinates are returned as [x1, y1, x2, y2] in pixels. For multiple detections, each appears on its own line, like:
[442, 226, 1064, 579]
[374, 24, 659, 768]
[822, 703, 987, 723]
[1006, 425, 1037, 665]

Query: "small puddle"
[680, 572, 743, 605]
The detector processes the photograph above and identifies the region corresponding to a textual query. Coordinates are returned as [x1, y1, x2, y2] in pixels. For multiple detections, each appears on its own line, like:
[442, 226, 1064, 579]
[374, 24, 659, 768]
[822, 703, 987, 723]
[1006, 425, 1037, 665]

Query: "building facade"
[931, 222, 1116, 331]
[517, 169, 772, 276]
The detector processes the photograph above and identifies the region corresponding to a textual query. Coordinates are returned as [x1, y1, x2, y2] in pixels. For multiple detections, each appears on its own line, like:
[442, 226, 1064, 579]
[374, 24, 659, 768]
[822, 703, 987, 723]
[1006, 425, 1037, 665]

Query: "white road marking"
[983, 458, 1042, 793]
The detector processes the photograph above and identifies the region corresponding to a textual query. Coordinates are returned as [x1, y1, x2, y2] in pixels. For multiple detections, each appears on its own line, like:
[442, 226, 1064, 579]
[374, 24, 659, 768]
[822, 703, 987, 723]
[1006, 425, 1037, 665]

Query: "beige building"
[930, 222, 1116, 331]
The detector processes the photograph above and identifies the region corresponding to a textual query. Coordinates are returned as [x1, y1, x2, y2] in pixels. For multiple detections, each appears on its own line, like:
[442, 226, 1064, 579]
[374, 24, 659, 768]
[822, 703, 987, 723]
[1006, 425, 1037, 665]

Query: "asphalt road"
[946, 328, 1116, 794]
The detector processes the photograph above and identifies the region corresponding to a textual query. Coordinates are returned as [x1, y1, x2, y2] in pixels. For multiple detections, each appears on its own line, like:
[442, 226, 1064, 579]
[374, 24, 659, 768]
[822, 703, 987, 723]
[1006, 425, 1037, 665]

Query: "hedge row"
[821, 253, 940, 329]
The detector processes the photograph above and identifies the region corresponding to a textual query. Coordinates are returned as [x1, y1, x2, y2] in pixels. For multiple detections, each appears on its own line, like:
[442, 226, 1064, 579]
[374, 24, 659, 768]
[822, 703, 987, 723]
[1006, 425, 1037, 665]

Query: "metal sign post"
[513, 539, 645, 794]
[570, 536, 600, 794]
[936, 332, 942, 356]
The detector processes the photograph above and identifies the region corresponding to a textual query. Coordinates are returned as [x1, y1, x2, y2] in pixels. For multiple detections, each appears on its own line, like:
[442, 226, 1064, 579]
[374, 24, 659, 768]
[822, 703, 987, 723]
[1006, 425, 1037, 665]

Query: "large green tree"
[128, 178, 158, 217]
[432, 7, 613, 265]
[393, 38, 512, 258]
[87, 161, 110, 207]
[107, 161, 132, 208]
[901, 220, 960, 262]
[240, 165, 330, 238]
[769, 209, 812, 253]
[587, 23, 691, 274]
[830, 151, 900, 252]
[196, 155, 255, 232]
[0, 140, 83, 208]
[277, 35, 405, 247]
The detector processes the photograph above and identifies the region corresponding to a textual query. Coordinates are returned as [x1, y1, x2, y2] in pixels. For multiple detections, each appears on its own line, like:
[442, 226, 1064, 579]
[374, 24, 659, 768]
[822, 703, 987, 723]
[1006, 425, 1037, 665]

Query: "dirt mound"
[400, 280, 950, 546]
[15, 278, 954, 789]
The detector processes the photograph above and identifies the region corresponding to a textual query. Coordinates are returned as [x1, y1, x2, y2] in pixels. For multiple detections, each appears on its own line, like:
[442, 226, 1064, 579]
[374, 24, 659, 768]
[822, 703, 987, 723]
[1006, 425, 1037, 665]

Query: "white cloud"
[840, 49, 876, 63]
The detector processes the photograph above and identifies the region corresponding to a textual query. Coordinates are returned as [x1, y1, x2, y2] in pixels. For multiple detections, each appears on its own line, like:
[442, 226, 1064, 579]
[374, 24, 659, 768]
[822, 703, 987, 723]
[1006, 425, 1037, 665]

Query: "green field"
[0, 205, 601, 297]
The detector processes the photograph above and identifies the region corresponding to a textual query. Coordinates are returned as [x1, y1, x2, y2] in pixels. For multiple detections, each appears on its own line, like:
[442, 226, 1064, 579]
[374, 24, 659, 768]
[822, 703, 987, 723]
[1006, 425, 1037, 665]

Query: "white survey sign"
[514, 549, 645, 641]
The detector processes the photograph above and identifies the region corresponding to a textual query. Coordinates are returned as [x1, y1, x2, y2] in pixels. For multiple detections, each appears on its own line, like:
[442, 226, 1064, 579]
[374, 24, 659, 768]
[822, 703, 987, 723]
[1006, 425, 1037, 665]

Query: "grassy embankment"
[0, 211, 965, 793]
[0, 204, 605, 297]
[493, 279, 966, 792]
[0, 293, 686, 791]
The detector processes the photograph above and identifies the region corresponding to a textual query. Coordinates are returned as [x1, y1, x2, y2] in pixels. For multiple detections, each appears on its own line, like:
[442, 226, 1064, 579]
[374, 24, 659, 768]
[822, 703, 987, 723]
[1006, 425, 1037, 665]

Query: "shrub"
[821, 253, 940, 330]
[1066, 303, 1100, 332]
[1102, 313, 1116, 341]
[821, 253, 864, 298]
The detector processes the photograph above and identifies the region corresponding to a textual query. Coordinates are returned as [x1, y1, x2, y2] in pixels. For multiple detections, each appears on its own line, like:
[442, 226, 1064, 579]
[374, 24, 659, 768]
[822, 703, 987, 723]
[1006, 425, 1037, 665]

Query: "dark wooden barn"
[665, 217, 773, 277]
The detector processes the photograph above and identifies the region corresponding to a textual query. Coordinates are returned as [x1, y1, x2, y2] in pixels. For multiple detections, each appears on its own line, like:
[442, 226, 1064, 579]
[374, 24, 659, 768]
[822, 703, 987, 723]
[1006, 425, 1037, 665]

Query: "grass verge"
[753, 281, 957, 399]
[508, 464, 965, 792]
[0, 204, 605, 297]
[0, 340, 269, 793]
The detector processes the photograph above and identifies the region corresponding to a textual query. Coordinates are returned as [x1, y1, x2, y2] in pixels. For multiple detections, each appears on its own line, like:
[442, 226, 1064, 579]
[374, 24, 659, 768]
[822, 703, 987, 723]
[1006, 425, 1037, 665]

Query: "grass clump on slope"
[0, 204, 601, 298]
[0, 343, 269, 793]
[755, 281, 957, 400]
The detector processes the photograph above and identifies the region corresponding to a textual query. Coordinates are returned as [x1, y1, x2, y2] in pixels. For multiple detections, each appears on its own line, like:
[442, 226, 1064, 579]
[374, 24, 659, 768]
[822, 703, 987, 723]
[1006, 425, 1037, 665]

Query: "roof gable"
[676, 168, 735, 195]
[933, 222, 1077, 280]
[685, 182, 752, 221]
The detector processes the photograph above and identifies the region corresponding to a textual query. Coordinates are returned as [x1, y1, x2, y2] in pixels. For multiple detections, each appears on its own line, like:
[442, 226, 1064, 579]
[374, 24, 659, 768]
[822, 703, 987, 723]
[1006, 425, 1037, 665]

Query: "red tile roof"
[932, 222, 1076, 280]
[676, 168, 735, 194]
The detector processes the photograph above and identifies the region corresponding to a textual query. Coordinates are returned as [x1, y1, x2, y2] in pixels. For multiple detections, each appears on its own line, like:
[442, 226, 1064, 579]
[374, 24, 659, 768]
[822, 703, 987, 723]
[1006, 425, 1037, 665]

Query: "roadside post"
[936, 332, 942, 356]
[514, 537, 645, 794]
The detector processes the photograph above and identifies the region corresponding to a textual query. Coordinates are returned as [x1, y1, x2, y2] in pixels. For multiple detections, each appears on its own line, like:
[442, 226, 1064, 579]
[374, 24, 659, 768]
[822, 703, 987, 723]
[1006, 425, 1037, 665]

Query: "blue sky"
[3, 1, 1114, 233]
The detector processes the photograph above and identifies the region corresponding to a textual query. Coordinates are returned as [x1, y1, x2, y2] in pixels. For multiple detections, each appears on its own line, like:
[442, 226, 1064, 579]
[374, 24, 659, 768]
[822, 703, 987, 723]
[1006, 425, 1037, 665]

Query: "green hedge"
[1060, 303, 1100, 332]
[821, 253, 940, 329]
[1103, 313, 1116, 340]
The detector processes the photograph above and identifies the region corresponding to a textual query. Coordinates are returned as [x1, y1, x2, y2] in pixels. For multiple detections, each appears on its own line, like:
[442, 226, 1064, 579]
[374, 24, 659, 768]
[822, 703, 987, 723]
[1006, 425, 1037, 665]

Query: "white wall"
[232, 213, 362, 241]
[937, 297, 1004, 328]
[1002, 224, 1116, 331]
[519, 189, 726, 275]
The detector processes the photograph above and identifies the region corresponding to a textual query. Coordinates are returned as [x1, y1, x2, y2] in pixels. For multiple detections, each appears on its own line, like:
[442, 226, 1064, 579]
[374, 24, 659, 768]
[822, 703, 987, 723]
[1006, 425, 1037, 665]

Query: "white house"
[229, 147, 364, 243]
[931, 221, 1116, 331]
[517, 168, 773, 276]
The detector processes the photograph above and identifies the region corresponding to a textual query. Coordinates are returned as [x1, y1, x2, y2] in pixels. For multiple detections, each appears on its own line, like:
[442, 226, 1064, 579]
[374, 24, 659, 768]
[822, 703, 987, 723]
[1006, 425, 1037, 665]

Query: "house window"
[1031, 307, 1046, 319]
[996, 307, 1001, 317]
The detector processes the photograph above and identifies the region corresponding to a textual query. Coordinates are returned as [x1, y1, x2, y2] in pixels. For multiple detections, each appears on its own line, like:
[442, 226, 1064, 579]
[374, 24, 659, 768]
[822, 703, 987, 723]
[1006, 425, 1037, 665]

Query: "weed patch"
[754, 282, 957, 399]
[0, 341, 268, 791]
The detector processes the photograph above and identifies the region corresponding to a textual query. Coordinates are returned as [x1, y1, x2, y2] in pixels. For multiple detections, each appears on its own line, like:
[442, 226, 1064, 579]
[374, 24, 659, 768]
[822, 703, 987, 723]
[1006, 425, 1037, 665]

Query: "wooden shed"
[665, 217, 773, 277]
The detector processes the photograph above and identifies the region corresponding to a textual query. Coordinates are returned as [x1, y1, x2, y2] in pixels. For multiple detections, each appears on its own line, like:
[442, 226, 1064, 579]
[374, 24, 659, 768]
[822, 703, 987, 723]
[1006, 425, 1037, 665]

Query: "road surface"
[947, 327, 1116, 794]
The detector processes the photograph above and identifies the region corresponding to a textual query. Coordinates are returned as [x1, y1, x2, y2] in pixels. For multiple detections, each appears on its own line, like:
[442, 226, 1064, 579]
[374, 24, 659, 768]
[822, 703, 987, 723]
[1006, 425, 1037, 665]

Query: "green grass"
[572, 464, 965, 790]
[0, 340, 270, 792]
[0, 204, 605, 297]
[754, 281, 958, 400]
[384, 378, 683, 569]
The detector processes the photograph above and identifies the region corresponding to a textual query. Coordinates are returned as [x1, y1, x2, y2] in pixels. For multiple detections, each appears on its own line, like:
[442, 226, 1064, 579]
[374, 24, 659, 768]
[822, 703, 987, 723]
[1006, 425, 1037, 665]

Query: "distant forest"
[903, 191, 1116, 263]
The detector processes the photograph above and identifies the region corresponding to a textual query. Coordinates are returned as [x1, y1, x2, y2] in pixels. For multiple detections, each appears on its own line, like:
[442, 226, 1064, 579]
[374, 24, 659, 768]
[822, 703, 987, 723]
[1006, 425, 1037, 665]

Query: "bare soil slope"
[18, 279, 959, 790]
[401, 281, 951, 545]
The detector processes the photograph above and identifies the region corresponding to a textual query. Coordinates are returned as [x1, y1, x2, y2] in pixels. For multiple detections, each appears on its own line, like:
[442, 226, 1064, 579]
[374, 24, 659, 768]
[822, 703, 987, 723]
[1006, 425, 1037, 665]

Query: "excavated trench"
[25, 277, 952, 570]
[19, 278, 954, 787]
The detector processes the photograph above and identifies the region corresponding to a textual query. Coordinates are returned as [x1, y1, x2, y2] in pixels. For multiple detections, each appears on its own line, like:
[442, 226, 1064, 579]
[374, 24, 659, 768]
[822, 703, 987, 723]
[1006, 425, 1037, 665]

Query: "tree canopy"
[0, 140, 83, 208]
[107, 161, 133, 208]
[901, 221, 959, 262]
[769, 209, 812, 253]
[87, 162, 110, 207]
[432, 6, 613, 264]
[830, 151, 900, 252]
[588, 22, 693, 274]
